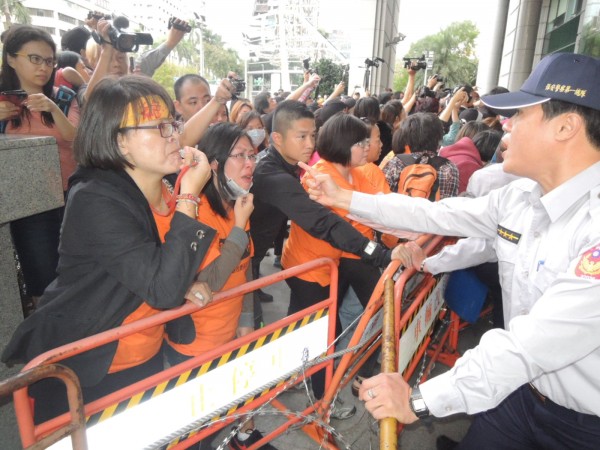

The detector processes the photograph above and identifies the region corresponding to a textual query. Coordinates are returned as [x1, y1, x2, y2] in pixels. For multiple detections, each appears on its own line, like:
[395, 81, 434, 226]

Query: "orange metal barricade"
[6, 233, 469, 450]
[11, 258, 340, 450]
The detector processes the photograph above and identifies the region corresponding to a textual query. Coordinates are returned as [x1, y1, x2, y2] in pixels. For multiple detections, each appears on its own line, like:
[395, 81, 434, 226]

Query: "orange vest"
[167, 195, 253, 356]
[281, 160, 377, 284]
[109, 210, 172, 373]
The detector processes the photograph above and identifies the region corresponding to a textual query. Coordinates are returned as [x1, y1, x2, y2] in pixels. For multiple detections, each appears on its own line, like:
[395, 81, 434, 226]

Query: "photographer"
[132, 18, 190, 77]
[79, 19, 129, 104]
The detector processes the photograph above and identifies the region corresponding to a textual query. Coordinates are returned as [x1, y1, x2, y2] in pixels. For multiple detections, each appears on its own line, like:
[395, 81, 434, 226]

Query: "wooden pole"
[380, 277, 398, 450]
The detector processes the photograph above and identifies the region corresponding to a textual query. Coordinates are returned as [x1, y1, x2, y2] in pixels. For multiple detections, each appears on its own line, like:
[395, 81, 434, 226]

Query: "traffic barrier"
[4, 233, 471, 449]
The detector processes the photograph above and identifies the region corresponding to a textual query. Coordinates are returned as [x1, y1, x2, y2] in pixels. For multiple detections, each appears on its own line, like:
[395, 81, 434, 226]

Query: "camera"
[365, 57, 385, 68]
[434, 74, 445, 83]
[403, 54, 427, 71]
[0, 89, 27, 107]
[92, 16, 153, 53]
[168, 17, 192, 33]
[453, 84, 474, 103]
[228, 76, 246, 95]
[303, 57, 317, 75]
[87, 11, 112, 21]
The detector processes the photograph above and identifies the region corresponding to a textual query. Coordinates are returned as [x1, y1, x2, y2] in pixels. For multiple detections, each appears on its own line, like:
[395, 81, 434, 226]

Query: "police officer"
[301, 53, 600, 449]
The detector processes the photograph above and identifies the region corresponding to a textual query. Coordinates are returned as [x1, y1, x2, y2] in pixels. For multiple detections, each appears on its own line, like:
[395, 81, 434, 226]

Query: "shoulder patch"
[575, 245, 600, 280]
[497, 225, 521, 244]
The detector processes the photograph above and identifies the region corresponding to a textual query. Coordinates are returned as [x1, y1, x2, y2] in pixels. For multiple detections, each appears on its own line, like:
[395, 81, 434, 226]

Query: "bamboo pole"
[380, 277, 398, 450]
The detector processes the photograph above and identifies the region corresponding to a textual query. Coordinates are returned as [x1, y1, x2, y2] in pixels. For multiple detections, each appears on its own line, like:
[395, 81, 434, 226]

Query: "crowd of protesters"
[1, 11, 598, 450]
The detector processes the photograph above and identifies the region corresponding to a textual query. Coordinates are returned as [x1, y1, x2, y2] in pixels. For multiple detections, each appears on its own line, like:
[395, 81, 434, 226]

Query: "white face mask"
[214, 169, 252, 201]
[246, 128, 266, 148]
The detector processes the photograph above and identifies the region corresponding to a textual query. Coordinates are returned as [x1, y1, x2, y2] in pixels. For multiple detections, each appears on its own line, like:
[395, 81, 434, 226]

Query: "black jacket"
[1, 167, 215, 386]
[250, 147, 390, 266]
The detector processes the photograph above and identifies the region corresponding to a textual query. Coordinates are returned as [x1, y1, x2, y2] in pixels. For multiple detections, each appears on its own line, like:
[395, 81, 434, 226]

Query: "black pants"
[10, 207, 64, 296]
[285, 275, 330, 398]
[459, 384, 600, 449]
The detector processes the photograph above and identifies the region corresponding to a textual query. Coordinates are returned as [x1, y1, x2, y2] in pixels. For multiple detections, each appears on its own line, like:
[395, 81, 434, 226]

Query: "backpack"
[396, 153, 447, 201]
[0, 85, 76, 133]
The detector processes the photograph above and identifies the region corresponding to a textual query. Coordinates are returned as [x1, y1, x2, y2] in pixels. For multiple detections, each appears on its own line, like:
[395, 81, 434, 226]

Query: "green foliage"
[149, 24, 244, 97]
[153, 62, 197, 98]
[394, 20, 479, 91]
[312, 58, 349, 97]
[2, 0, 31, 29]
[202, 27, 243, 80]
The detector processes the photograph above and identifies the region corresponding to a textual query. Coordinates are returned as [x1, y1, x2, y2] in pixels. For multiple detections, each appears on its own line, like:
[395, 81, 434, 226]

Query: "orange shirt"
[168, 196, 253, 356]
[282, 160, 377, 284]
[357, 163, 391, 194]
[109, 209, 173, 373]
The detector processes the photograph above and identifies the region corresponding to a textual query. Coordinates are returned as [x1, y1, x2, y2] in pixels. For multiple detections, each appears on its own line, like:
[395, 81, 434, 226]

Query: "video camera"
[228, 76, 246, 95]
[87, 11, 112, 21]
[92, 16, 153, 53]
[403, 54, 427, 71]
[168, 17, 192, 33]
[303, 57, 317, 75]
[364, 57, 385, 68]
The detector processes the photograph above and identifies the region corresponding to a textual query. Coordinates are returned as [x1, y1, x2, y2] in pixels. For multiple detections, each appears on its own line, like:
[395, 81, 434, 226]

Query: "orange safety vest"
[282, 160, 377, 284]
[108, 210, 173, 373]
[167, 195, 253, 356]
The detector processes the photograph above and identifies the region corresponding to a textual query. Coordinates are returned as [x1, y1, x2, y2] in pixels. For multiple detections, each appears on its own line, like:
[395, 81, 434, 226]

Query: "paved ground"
[202, 252, 493, 450]
[0, 252, 492, 450]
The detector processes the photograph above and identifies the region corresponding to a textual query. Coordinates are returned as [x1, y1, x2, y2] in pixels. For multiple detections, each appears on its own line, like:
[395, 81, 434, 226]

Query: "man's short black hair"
[272, 100, 314, 136]
[541, 100, 600, 150]
[173, 74, 209, 101]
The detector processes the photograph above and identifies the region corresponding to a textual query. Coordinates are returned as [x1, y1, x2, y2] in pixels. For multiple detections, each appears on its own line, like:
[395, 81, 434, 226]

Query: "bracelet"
[175, 198, 198, 216]
[176, 193, 200, 205]
[419, 259, 427, 273]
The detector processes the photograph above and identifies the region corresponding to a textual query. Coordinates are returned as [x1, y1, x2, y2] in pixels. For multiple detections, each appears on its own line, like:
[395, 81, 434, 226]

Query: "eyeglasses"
[353, 138, 371, 148]
[119, 121, 184, 138]
[228, 152, 258, 162]
[14, 53, 56, 68]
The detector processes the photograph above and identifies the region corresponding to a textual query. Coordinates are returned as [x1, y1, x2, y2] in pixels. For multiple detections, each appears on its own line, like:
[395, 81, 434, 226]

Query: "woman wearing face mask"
[165, 122, 256, 361]
[164, 123, 270, 449]
[238, 110, 267, 151]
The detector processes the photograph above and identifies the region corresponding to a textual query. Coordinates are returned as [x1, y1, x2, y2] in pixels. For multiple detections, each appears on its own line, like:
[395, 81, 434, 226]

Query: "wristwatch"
[419, 259, 427, 273]
[409, 387, 430, 419]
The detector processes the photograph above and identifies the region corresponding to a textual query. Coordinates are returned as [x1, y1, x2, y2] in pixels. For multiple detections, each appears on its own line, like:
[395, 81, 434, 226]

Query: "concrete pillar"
[509, 0, 543, 90]
[0, 135, 64, 449]
[476, 0, 511, 93]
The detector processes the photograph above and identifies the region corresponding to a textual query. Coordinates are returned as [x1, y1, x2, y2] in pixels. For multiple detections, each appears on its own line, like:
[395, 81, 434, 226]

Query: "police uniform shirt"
[348, 161, 600, 417]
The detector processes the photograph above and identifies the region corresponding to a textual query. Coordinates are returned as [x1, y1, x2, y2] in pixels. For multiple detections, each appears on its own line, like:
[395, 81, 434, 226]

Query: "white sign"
[49, 316, 330, 450]
[397, 275, 447, 374]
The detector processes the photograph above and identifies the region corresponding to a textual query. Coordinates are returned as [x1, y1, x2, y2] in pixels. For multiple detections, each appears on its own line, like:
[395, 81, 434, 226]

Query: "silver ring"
[367, 389, 375, 399]
[194, 291, 204, 302]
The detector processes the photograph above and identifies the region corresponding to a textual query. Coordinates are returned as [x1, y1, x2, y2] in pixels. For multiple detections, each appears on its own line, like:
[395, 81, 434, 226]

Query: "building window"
[58, 13, 77, 25]
[543, 0, 583, 54]
[27, 8, 53, 18]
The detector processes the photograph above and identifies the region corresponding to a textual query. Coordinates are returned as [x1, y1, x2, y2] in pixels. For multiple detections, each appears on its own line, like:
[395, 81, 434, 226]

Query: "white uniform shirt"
[350, 161, 600, 417]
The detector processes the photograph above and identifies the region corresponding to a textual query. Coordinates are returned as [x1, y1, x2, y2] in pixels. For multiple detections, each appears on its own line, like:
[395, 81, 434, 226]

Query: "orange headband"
[121, 96, 170, 128]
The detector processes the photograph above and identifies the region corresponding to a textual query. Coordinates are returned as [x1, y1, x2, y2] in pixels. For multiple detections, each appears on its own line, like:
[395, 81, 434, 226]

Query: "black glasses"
[228, 152, 258, 162]
[14, 53, 56, 67]
[119, 121, 184, 138]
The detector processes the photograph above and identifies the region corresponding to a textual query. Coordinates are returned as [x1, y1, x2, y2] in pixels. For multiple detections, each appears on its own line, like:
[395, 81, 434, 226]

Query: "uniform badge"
[575, 245, 600, 280]
[497, 225, 521, 244]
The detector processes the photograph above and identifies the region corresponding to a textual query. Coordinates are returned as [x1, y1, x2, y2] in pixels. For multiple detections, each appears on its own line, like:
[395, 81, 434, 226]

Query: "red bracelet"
[176, 193, 200, 204]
